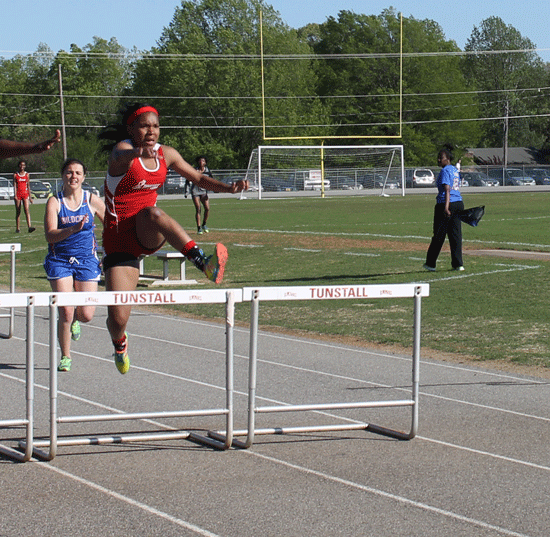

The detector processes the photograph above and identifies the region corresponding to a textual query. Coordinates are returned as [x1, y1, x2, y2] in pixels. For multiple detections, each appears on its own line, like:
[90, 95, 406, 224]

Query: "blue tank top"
[48, 190, 98, 259]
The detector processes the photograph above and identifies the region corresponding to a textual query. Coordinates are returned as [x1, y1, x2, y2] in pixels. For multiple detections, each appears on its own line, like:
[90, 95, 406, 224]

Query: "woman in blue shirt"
[423, 149, 464, 271]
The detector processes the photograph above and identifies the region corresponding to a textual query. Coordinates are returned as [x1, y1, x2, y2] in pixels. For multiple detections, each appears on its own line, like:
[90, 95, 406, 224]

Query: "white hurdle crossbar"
[0, 288, 240, 461]
[0, 243, 21, 339]
[214, 283, 429, 447]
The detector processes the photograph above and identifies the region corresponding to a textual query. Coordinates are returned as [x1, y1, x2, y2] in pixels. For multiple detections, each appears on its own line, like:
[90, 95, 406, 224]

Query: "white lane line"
[0, 344, 544, 537]
[418, 436, 550, 472]
[343, 252, 381, 257]
[494, 263, 536, 268]
[423, 265, 539, 282]
[284, 247, 322, 252]
[245, 450, 534, 537]
[3, 364, 544, 537]
[35, 462, 222, 537]
[217, 227, 550, 250]
[231, 354, 550, 425]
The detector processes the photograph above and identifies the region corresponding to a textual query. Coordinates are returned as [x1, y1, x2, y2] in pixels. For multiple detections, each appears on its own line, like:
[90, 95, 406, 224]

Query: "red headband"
[126, 106, 159, 125]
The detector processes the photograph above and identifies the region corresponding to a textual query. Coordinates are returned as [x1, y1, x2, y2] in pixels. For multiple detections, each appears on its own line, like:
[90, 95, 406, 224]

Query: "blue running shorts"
[44, 255, 101, 282]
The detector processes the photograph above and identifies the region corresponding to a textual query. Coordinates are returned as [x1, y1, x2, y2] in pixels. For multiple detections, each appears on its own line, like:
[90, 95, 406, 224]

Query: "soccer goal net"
[243, 145, 404, 199]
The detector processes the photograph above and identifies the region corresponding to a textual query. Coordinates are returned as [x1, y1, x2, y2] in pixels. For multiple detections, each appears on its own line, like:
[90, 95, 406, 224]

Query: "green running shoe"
[70, 319, 81, 341]
[58, 356, 72, 372]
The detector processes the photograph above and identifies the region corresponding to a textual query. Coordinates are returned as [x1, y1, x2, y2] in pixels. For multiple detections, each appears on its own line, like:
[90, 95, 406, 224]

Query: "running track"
[1, 304, 550, 536]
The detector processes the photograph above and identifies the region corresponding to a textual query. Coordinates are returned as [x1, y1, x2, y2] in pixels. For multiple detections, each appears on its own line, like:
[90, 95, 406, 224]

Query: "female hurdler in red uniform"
[99, 103, 248, 374]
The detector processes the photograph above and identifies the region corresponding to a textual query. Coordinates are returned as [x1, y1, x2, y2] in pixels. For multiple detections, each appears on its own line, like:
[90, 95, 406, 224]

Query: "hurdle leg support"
[0, 298, 36, 462]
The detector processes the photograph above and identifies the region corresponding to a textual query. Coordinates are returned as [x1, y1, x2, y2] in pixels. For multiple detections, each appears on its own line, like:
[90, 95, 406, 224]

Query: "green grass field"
[2, 190, 550, 371]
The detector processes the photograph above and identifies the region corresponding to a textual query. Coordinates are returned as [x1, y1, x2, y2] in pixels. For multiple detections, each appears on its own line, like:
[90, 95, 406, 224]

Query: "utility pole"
[58, 65, 67, 161]
[503, 99, 509, 185]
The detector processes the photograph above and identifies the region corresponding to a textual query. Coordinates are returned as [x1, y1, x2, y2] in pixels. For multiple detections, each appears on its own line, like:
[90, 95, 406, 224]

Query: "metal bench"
[142, 250, 197, 286]
[97, 247, 198, 286]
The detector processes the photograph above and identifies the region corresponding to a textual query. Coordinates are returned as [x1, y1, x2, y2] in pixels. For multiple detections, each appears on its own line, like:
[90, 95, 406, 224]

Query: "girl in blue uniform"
[44, 159, 105, 372]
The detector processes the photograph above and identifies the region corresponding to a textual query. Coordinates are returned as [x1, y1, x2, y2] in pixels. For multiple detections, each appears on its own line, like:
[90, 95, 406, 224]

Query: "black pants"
[425, 200, 464, 269]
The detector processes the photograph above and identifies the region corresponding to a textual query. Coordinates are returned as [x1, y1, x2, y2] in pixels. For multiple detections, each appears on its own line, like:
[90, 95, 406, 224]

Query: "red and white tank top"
[103, 141, 167, 233]
[14, 172, 30, 196]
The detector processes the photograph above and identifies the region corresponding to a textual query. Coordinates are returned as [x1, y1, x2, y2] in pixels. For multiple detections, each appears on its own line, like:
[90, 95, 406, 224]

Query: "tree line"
[0, 0, 548, 176]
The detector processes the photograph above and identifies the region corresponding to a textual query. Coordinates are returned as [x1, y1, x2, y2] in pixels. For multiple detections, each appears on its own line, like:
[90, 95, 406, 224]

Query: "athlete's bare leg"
[135, 206, 192, 252]
[49, 277, 77, 358]
[192, 196, 201, 228]
[105, 265, 140, 342]
[14, 199, 22, 231]
[201, 197, 210, 227]
[73, 279, 99, 323]
[22, 198, 32, 228]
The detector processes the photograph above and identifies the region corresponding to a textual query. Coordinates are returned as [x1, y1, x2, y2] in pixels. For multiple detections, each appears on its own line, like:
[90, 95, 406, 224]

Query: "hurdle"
[0, 243, 21, 338]
[211, 283, 429, 447]
[0, 296, 36, 462]
[0, 288, 240, 462]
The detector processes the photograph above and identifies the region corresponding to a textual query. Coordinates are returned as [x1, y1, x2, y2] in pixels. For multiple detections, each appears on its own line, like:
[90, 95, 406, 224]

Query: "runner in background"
[0, 130, 60, 232]
[185, 155, 212, 234]
[13, 160, 35, 233]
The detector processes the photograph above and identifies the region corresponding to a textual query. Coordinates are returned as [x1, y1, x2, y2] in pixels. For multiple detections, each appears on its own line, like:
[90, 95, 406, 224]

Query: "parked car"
[82, 182, 100, 196]
[405, 168, 435, 188]
[330, 175, 363, 190]
[377, 177, 401, 190]
[487, 168, 507, 185]
[360, 172, 386, 189]
[273, 178, 298, 192]
[366, 173, 401, 189]
[460, 172, 498, 187]
[487, 168, 535, 186]
[508, 168, 535, 186]
[262, 176, 286, 191]
[164, 174, 186, 194]
[525, 168, 550, 185]
[29, 180, 52, 198]
[0, 177, 15, 199]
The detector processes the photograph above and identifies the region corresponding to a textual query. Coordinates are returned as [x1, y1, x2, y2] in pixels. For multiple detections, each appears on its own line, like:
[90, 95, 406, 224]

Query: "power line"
[1, 48, 549, 60]
[3, 112, 549, 131]
[1, 86, 549, 101]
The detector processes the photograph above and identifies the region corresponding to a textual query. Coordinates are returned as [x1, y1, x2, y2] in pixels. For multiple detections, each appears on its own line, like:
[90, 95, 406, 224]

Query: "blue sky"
[0, 0, 548, 61]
